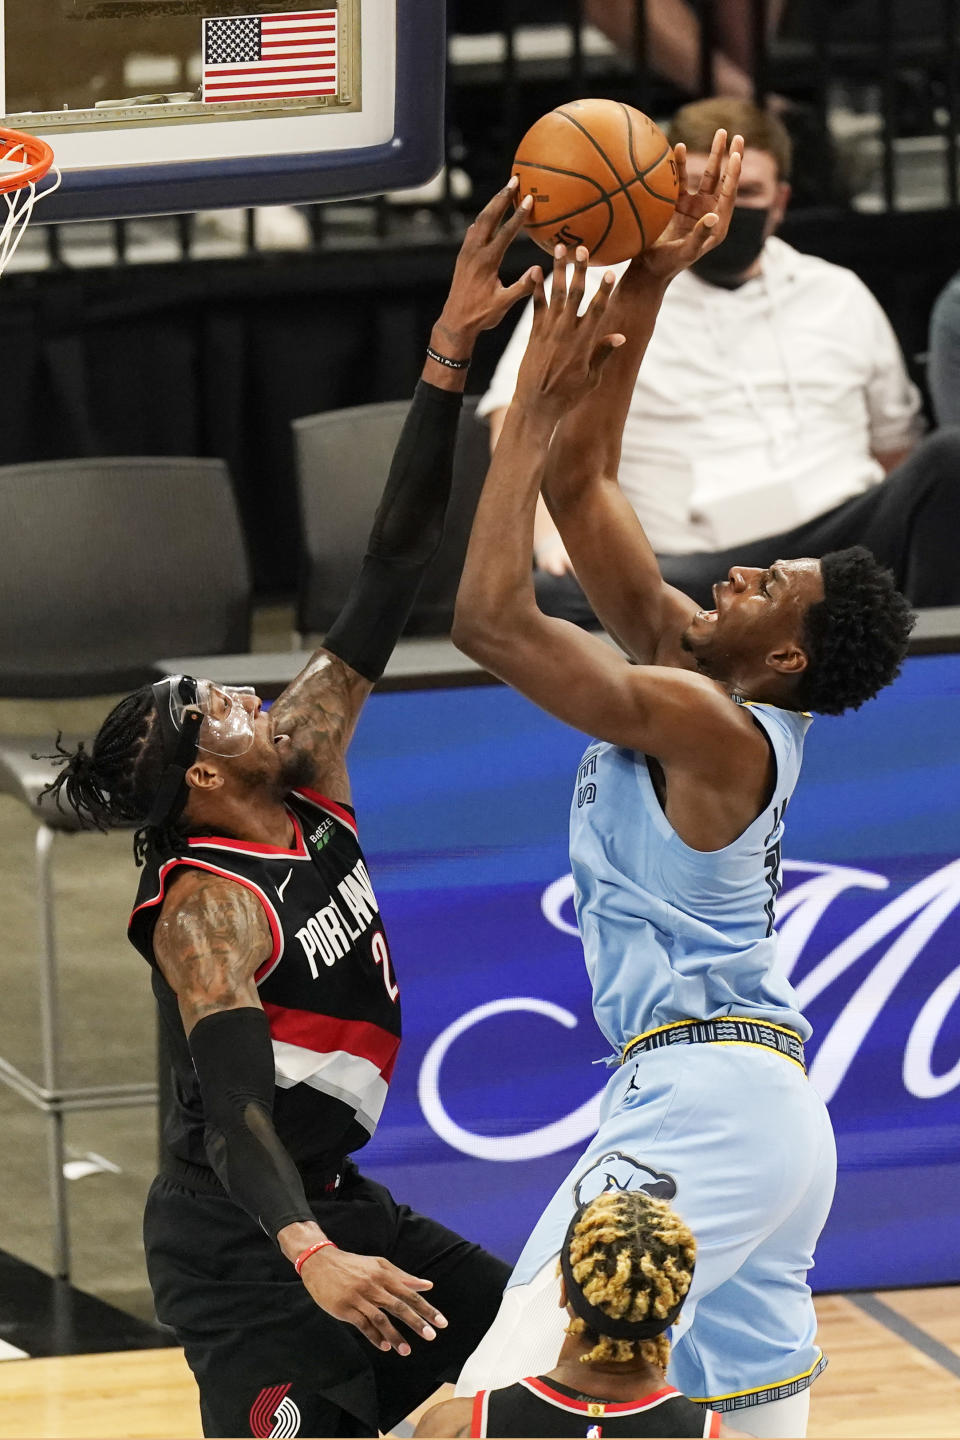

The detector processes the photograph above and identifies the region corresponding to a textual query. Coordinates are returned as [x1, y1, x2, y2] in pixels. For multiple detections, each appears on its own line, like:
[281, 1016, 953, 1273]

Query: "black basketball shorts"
[144, 1163, 510, 1438]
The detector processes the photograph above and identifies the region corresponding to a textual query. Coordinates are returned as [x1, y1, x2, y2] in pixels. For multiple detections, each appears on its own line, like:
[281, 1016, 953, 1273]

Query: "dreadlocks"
[565, 1191, 696, 1371]
[41, 685, 186, 863]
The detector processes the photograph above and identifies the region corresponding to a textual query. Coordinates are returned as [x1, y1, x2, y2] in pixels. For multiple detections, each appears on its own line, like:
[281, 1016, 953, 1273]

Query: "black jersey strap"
[322, 380, 464, 683]
[561, 1207, 693, 1341]
[188, 1007, 315, 1237]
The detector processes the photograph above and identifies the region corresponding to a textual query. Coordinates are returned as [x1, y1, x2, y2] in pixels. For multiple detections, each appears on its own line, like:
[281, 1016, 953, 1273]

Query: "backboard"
[0, 0, 445, 220]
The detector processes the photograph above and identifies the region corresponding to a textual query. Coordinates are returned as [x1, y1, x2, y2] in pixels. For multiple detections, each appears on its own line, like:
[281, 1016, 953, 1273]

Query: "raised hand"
[433, 179, 541, 352]
[515, 244, 625, 415]
[297, 1243, 448, 1356]
[626, 128, 744, 286]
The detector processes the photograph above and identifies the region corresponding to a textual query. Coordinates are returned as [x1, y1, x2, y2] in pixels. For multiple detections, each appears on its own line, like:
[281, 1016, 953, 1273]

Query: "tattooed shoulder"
[153, 870, 272, 1030]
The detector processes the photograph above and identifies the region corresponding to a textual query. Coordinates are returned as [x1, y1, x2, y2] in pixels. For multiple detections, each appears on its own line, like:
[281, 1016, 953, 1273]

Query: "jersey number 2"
[372, 931, 399, 1001]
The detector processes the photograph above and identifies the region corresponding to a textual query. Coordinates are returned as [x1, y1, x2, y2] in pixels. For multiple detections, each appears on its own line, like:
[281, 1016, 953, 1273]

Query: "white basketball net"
[0, 144, 62, 277]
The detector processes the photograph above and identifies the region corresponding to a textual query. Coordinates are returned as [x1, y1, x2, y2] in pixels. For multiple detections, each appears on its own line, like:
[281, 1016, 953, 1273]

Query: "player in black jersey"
[44, 182, 540, 1440]
[416, 1191, 743, 1439]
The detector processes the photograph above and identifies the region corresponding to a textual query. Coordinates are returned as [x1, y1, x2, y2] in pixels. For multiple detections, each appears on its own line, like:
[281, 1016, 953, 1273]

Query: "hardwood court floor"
[0, 1289, 958, 1439]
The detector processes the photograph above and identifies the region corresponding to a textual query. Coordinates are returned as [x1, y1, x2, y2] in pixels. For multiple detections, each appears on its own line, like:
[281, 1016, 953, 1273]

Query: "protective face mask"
[692, 205, 771, 288]
[164, 675, 258, 757]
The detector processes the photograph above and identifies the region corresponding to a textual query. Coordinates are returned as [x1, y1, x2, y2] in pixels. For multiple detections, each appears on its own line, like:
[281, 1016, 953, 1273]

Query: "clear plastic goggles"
[165, 675, 258, 758]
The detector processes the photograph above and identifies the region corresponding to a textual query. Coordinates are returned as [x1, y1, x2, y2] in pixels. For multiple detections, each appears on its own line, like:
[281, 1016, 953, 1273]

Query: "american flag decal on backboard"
[202, 10, 338, 103]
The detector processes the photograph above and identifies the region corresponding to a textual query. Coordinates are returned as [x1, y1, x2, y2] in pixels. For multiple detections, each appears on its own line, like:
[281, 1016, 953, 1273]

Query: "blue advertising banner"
[347, 654, 960, 1292]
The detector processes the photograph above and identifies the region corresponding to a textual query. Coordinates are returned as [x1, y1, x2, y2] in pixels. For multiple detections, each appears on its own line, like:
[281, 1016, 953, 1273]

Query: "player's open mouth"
[696, 609, 718, 623]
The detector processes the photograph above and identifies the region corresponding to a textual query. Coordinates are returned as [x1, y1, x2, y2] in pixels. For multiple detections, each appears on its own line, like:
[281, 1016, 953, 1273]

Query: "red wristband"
[294, 1239, 337, 1276]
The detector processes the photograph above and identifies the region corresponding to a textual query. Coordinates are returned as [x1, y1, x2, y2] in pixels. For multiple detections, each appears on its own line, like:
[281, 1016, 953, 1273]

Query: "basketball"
[512, 98, 679, 266]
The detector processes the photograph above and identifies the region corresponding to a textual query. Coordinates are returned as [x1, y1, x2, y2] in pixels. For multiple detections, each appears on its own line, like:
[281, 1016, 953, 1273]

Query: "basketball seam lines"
[618, 103, 647, 252]
[521, 199, 614, 243]
[513, 158, 607, 199]
[636, 141, 677, 203]
[591, 195, 616, 258]
[518, 186, 656, 233]
[556, 108, 647, 237]
[513, 157, 616, 244]
[514, 165, 653, 237]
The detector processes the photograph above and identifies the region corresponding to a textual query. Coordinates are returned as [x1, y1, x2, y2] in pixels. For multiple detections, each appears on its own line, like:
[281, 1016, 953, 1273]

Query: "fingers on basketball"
[495, 192, 533, 254]
[673, 141, 689, 195]
[698, 128, 728, 195]
[474, 177, 519, 240]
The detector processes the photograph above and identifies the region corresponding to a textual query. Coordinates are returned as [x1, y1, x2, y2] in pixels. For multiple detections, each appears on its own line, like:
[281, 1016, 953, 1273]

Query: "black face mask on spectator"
[693, 205, 770, 288]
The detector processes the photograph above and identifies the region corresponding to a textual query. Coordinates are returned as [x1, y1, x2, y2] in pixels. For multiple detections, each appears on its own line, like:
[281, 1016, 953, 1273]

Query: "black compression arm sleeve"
[188, 1007, 314, 1236]
[322, 379, 464, 682]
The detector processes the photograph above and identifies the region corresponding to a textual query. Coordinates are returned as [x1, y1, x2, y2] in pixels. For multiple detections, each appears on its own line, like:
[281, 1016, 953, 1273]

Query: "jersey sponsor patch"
[307, 816, 335, 853]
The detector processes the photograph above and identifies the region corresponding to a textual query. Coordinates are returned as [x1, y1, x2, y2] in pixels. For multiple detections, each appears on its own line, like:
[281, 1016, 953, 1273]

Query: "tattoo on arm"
[153, 873, 273, 1035]
[268, 649, 373, 799]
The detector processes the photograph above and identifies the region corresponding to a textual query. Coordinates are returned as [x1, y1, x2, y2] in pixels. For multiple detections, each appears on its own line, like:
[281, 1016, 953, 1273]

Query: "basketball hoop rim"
[0, 127, 56, 195]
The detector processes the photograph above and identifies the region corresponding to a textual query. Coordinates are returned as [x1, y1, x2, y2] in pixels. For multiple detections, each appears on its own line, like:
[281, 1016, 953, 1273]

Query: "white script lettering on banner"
[792, 859, 960, 1102]
[418, 858, 960, 1159]
[903, 959, 960, 1099]
[418, 998, 602, 1160]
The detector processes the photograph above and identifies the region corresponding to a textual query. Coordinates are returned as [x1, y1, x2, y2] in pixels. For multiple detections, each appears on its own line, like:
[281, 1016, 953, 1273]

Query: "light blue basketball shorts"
[503, 1041, 836, 1413]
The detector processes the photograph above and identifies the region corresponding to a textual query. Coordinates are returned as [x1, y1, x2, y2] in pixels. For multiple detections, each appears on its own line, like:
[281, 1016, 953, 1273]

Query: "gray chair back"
[292, 395, 489, 638]
[0, 456, 252, 696]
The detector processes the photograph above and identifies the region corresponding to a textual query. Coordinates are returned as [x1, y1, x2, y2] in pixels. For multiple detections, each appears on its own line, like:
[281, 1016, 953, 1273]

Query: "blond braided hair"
[564, 1190, 696, 1369]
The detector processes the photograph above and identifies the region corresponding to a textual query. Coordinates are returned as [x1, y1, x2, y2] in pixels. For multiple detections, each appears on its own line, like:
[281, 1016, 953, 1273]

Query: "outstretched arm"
[154, 871, 447, 1357]
[453, 246, 762, 783]
[541, 131, 742, 665]
[270, 182, 540, 800]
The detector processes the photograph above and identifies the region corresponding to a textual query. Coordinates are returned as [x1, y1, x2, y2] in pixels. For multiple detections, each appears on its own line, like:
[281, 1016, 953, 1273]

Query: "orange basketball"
[512, 99, 678, 266]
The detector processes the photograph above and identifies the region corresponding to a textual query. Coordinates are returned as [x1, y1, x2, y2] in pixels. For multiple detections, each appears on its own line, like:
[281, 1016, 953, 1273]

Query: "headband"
[145, 676, 204, 828]
[560, 1205, 693, 1342]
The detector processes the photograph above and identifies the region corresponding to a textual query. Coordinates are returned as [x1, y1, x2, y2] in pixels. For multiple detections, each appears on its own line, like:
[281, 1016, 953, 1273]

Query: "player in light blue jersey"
[452, 129, 914, 1439]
